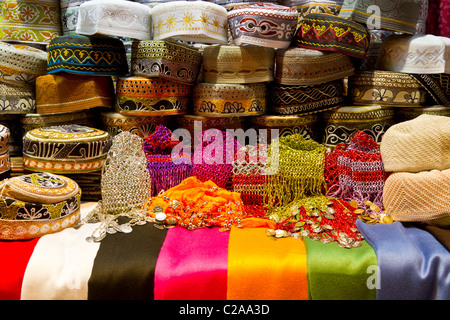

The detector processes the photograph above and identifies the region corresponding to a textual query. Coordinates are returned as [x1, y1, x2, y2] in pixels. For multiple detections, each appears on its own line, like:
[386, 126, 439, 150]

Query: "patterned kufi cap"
[376, 34, 450, 74]
[76, 0, 152, 40]
[202, 45, 275, 84]
[228, 3, 299, 49]
[380, 114, 450, 173]
[338, 0, 422, 34]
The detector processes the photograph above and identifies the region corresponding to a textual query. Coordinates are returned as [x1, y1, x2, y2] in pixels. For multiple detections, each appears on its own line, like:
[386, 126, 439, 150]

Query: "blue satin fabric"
[356, 220, 450, 300]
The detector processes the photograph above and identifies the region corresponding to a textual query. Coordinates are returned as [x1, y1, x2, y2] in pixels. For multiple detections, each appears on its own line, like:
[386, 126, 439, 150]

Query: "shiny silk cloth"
[357, 220, 450, 300]
[227, 226, 308, 300]
[154, 227, 229, 300]
[303, 237, 377, 300]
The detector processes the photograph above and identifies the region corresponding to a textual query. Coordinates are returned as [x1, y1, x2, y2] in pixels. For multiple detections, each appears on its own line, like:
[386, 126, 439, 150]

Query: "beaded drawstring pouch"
[324, 131, 392, 224]
[144, 125, 192, 197]
[79, 131, 152, 242]
[263, 134, 364, 248]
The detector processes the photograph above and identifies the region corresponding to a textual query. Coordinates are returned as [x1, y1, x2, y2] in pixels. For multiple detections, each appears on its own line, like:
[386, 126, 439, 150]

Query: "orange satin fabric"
[227, 226, 308, 300]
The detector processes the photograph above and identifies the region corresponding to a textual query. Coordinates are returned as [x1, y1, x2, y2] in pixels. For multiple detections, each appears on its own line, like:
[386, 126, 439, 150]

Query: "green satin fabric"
[304, 238, 378, 300]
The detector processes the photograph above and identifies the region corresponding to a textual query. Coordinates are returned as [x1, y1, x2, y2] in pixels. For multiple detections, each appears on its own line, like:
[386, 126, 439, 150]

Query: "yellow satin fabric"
[227, 226, 308, 300]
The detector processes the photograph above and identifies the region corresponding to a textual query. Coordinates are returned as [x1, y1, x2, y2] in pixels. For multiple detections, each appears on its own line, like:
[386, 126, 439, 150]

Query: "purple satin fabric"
[154, 227, 229, 300]
[357, 220, 450, 300]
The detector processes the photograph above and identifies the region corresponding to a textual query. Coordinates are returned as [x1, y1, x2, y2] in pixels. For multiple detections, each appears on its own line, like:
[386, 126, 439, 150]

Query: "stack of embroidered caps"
[309, 0, 428, 148]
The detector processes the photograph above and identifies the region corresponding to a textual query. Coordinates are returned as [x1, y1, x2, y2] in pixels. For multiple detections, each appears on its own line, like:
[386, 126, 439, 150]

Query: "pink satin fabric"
[154, 227, 229, 300]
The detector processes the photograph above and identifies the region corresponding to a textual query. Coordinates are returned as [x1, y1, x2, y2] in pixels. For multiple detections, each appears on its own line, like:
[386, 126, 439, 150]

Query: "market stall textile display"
[100, 112, 170, 138]
[60, 0, 91, 35]
[75, 0, 152, 40]
[2, 202, 449, 300]
[35, 73, 115, 114]
[0, 0, 62, 45]
[394, 105, 450, 122]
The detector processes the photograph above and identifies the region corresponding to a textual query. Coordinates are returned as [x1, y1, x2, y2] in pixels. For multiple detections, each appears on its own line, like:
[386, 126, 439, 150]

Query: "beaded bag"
[192, 129, 241, 189]
[144, 125, 192, 197]
[324, 131, 389, 223]
[263, 134, 365, 248]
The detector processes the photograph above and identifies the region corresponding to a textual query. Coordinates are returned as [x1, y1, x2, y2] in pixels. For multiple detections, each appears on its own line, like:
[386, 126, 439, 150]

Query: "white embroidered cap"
[376, 34, 450, 74]
[228, 3, 299, 49]
[151, 1, 228, 44]
[76, 0, 152, 40]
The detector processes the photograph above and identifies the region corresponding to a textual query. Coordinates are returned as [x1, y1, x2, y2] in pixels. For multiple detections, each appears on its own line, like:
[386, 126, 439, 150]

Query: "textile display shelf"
[0, 0, 449, 303]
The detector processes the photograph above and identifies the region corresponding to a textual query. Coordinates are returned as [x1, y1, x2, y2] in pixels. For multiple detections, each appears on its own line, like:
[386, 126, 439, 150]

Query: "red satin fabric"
[0, 238, 39, 300]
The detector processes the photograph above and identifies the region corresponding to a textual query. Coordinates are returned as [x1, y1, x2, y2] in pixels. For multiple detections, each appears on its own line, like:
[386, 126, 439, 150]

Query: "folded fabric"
[151, 1, 228, 44]
[357, 220, 450, 300]
[227, 226, 308, 300]
[380, 114, 450, 172]
[228, 3, 299, 49]
[304, 237, 377, 300]
[154, 227, 229, 300]
[383, 169, 450, 222]
[75, 0, 152, 40]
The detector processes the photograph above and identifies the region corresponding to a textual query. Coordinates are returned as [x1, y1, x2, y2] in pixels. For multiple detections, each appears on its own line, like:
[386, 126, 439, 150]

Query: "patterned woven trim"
[411, 74, 450, 106]
[151, 1, 228, 44]
[0, 0, 62, 44]
[322, 123, 392, 147]
[0, 209, 80, 240]
[269, 80, 345, 115]
[275, 48, 354, 85]
[23, 155, 107, 173]
[294, 13, 369, 59]
[322, 106, 395, 122]
[24, 125, 110, 142]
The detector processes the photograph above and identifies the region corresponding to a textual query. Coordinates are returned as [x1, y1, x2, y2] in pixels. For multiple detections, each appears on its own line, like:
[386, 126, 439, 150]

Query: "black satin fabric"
[88, 219, 168, 300]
